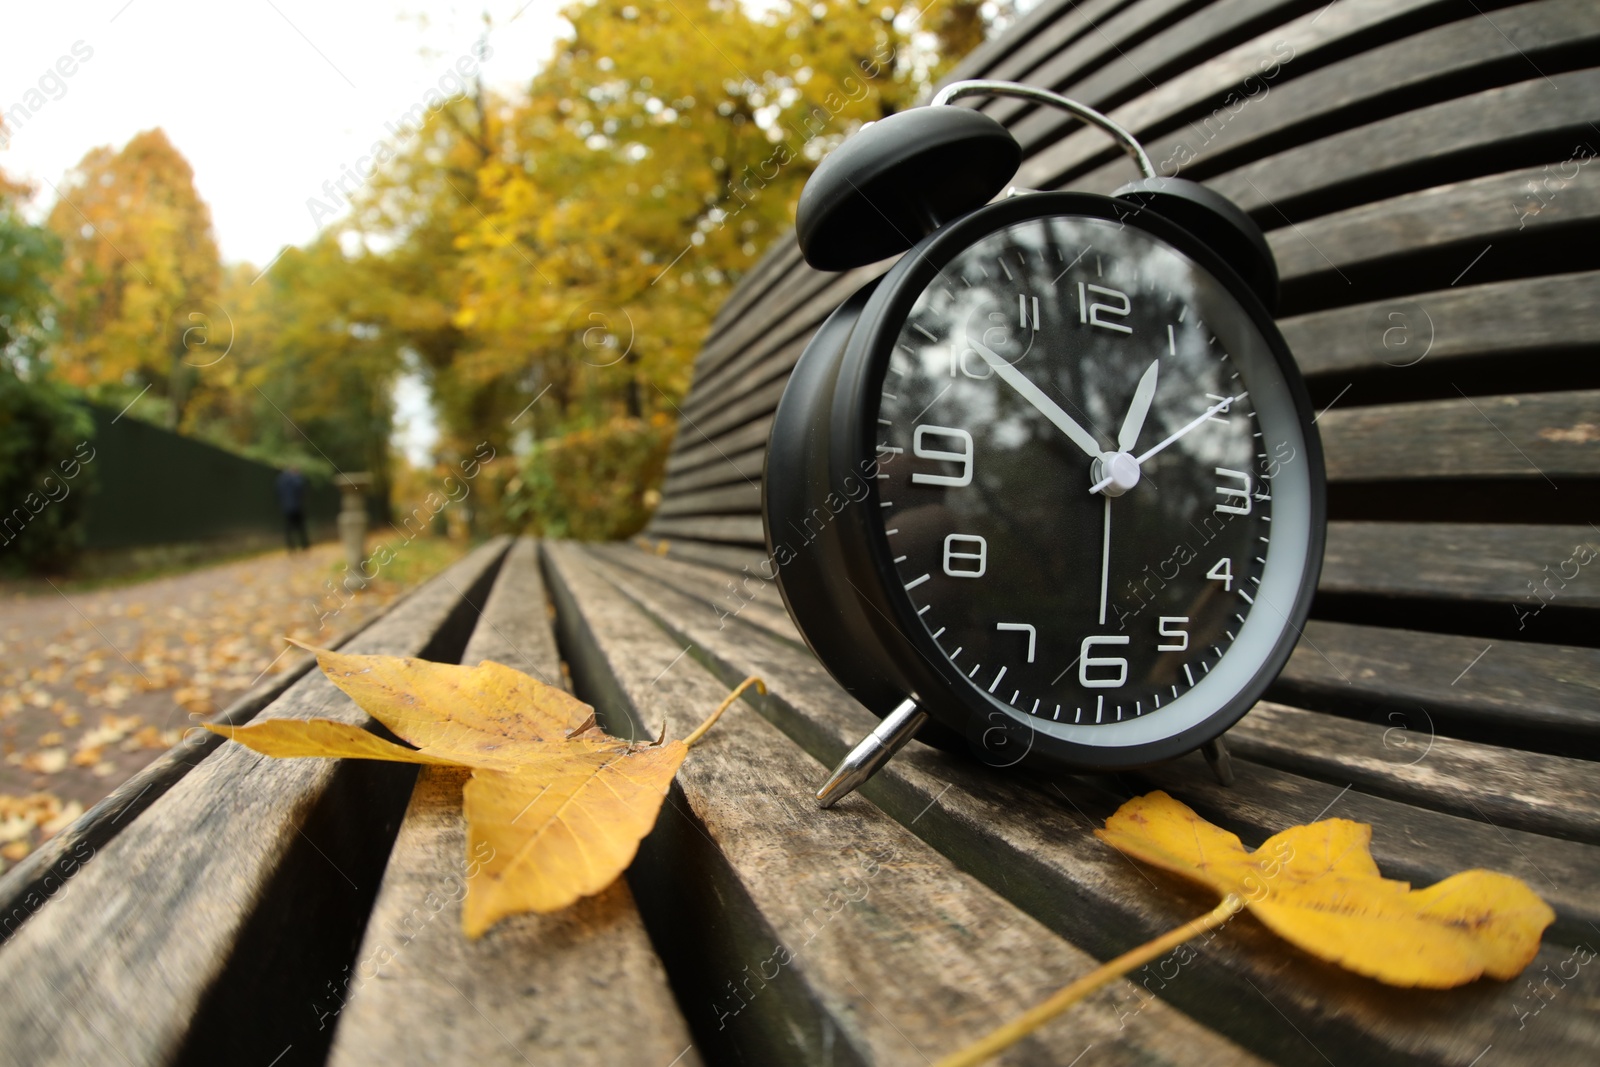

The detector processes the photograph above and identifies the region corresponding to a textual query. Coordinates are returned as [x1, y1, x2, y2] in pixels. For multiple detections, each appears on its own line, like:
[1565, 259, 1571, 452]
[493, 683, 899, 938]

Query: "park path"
[0, 541, 462, 874]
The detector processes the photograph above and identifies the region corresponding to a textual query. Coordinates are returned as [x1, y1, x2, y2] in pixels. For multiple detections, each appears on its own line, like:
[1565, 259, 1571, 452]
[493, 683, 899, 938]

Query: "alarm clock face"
[856, 196, 1321, 766]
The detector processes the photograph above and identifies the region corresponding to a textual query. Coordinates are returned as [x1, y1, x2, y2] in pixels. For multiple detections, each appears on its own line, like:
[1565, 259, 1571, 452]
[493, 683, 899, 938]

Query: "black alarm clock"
[762, 81, 1325, 807]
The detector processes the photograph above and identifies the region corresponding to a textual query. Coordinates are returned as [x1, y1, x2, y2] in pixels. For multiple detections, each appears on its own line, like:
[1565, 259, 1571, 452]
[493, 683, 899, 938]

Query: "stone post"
[333, 473, 373, 589]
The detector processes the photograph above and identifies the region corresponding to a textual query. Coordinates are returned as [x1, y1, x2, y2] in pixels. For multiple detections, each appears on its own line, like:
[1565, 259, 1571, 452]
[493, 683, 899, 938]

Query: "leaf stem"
[683, 676, 766, 747]
[934, 893, 1246, 1067]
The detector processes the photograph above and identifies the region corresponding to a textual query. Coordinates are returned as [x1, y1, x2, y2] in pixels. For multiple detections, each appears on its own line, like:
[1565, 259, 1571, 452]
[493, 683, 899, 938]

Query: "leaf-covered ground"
[0, 539, 465, 873]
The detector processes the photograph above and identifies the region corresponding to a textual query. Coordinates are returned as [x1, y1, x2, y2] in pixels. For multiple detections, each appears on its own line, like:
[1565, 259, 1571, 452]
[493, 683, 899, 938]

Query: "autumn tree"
[196, 240, 403, 510]
[347, 91, 501, 466]
[45, 128, 222, 428]
[382, 0, 994, 534]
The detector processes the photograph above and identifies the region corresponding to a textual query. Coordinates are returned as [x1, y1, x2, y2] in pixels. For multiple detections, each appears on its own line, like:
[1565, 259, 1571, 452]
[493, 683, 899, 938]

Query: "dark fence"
[83, 406, 339, 551]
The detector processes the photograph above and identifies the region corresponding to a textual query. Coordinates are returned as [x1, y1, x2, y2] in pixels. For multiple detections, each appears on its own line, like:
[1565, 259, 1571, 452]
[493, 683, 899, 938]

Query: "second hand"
[1089, 391, 1249, 495]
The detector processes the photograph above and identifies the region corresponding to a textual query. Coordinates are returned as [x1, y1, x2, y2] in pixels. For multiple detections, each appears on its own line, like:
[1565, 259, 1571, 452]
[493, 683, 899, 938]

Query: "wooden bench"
[3, 1, 1598, 1063]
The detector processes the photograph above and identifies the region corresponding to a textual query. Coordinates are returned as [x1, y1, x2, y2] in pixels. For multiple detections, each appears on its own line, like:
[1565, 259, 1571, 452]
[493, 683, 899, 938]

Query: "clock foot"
[1202, 736, 1236, 787]
[816, 698, 928, 808]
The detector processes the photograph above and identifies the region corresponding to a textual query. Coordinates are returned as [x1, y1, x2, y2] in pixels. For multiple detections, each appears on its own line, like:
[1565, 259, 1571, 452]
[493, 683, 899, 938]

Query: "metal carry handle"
[930, 79, 1157, 180]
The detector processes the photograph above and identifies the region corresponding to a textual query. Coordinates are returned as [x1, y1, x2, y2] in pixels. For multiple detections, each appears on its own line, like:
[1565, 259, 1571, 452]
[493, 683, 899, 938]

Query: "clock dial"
[872, 214, 1307, 749]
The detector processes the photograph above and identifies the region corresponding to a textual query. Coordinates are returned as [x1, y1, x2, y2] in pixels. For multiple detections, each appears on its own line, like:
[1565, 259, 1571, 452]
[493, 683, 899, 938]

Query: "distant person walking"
[276, 466, 310, 552]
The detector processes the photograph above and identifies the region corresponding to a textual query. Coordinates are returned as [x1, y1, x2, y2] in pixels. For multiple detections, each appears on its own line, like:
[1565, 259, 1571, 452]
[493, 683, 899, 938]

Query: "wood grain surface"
[0, 539, 510, 1067]
[545, 542, 1264, 1067]
[574, 543, 1600, 1065]
[325, 539, 697, 1067]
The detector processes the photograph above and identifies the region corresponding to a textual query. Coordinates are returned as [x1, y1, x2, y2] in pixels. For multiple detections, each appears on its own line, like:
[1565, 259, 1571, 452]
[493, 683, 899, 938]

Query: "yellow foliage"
[1096, 791, 1555, 987]
[941, 791, 1557, 1066]
[46, 129, 221, 420]
[207, 643, 698, 936]
[463, 744, 687, 933]
[507, 413, 675, 539]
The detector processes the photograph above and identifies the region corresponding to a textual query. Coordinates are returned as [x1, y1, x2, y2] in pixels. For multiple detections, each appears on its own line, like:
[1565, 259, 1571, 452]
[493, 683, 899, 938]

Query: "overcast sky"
[1, 0, 567, 266]
[2, 1, 573, 463]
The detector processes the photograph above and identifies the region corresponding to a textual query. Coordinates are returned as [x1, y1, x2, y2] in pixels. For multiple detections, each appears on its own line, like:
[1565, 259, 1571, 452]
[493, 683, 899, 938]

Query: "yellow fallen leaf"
[292, 638, 595, 766]
[939, 791, 1556, 1067]
[23, 748, 69, 774]
[1095, 791, 1554, 987]
[207, 641, 761, 937]
[463, 741, 687, 934]
[208, 718, 464, 766]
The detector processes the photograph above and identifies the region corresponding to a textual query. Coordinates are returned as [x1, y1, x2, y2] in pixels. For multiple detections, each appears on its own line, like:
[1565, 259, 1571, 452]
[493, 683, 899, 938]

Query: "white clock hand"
[965, 310, 1105, 461]
[1117, 359, 1160, 453]
[1089, 391, 1249, 494]
[1098, 495, 1112, 626]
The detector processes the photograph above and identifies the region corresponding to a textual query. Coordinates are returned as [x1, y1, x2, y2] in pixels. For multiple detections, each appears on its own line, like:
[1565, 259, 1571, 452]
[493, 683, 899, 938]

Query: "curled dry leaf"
[1095, 791, 1555, 988]
[940, 791, 1557, 1067]
[207, 640, 704, 937]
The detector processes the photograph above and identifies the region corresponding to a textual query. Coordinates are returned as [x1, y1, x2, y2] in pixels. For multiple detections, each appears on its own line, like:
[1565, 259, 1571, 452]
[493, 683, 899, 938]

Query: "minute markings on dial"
[879, 223, 1273, 730]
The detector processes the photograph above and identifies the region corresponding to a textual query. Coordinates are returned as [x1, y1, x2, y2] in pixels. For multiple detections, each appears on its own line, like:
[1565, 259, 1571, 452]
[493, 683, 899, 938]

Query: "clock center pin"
[1093, 452, 1141, 497]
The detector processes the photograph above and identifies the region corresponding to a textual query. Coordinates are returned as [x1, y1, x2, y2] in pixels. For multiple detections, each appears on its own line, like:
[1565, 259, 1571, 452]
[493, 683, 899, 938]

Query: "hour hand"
[1118, 359, 1160, 453]
[966, 310, 1104, 460]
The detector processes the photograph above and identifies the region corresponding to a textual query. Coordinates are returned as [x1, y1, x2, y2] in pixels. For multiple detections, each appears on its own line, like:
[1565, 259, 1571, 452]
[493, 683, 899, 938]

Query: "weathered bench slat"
[607, 547, 1600, 769]
[1127, 746, 1600, 947]
[655, 481, 764, 520]
[664, 384, 1600, 509]
[986, 0, 1232, 132]
[0, 538, 510, 1066]
[598, 544, 801, 643]
[662, 444, 765, 495]
[681, 274, 853, 420]
[676, 375, 791, 452]
[1210, 69, 1600, 222]
[1227, 701, 1600, 845]
[1269, 160, 1600, 283]
[954, 0, 1130, 97]
[543, 543, 1264, 1067]
[635, 538, 770, 579]
[1070, 0, 1600, 191]
[576, 544, 1600, 1065]
[665, 417, 774, 481]
[596, 542, 1600, 848]
[648, 514, 766, 546]
[1279, 620, 1600, 752]
[1017, 0, 1447, 190]
[1280, 271, 1600, 379]
[1322, 522, 1600, 610]
[324, 539, 696, 1067]
[1319, 390, 1600, 481]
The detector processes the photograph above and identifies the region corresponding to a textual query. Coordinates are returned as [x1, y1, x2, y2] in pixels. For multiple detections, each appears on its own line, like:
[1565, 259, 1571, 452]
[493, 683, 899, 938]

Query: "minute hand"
[967, 319, 1105, 460]
[1090, 391, 1249, 494]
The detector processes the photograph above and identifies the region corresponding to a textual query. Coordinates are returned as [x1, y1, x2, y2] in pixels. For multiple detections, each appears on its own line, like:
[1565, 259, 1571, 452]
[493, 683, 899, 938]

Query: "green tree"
[163, 245, 402, 518]
[0, 204, 61, 376]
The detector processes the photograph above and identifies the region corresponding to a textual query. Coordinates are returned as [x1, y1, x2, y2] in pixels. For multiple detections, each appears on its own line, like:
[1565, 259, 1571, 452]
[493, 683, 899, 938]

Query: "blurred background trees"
[3, 0, 1010, 551]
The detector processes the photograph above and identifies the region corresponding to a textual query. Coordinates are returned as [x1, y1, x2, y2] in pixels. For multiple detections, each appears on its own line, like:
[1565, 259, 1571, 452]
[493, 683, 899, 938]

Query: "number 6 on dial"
[1079, 634, 1130, 688]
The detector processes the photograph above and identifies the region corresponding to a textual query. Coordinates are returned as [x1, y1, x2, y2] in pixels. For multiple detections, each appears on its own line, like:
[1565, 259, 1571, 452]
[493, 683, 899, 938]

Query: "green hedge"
[0, 370, 95, 574]
[507, 414, 674, 541]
